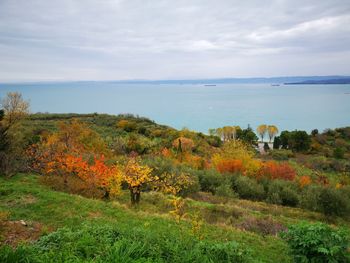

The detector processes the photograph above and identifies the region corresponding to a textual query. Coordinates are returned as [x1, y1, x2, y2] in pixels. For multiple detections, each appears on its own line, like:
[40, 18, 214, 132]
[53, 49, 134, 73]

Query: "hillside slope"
[0, 174, 293, 262]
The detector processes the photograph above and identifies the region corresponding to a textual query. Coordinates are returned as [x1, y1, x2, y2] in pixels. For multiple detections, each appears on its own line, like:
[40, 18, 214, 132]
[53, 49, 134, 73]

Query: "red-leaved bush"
[258, 161, 296, 181]
[216, 159, 243, 174]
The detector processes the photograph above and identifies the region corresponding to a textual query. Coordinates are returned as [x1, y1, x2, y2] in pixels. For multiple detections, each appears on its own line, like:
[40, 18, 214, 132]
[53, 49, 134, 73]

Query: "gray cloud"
[0, 0, 349, 81]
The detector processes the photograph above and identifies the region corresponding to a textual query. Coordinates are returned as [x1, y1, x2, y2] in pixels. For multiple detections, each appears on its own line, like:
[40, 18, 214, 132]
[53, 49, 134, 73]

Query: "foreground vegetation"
[1, 174, 288, 262]
[0, 92, 349, 262]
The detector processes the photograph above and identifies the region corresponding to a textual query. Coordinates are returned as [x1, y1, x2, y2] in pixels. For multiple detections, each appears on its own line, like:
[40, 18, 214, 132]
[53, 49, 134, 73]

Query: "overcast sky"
[0, 0, 349, 81]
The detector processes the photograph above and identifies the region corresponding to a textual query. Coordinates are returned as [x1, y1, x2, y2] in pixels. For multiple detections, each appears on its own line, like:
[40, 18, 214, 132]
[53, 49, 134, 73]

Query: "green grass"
[0, 174, 293, 262]
[1, 174, 350, 262]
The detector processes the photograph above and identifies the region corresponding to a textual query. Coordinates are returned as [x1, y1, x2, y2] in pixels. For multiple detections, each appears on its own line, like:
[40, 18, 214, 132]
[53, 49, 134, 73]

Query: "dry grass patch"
[0, 220, 49, 247]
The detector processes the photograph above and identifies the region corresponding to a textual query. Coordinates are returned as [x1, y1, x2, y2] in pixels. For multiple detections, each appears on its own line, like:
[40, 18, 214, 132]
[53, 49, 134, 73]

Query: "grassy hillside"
[1, 174, 350, 262]
[0, 174, 293, 262]
[1, 108, 349, 262]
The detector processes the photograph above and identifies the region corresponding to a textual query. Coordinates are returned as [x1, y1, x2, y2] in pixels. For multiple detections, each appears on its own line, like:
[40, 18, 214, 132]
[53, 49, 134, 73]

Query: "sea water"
[1, 82, 349, 133]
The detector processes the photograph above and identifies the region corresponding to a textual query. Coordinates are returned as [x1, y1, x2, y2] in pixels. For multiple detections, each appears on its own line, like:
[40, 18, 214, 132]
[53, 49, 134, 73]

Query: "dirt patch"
[235, 216, 287, 236]
[88, 211, 102, 219]
[0, 220, 46, 247]
[20, 194, 37, 205]
[189, 192, 228, 204]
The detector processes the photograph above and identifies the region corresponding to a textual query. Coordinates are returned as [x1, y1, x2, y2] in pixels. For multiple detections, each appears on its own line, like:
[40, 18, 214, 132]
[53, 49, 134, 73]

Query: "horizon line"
[1, 74, 350, 84]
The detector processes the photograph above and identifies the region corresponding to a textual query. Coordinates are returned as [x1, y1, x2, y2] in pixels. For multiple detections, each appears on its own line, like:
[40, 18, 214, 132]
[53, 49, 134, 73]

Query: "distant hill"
[101, 76, 350, 85]
[284, 78, 350, 85]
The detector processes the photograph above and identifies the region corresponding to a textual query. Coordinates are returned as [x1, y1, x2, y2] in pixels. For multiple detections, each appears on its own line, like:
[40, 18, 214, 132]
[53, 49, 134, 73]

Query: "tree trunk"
[103, 189, 110, 200]
[63, 175, 68, 188]
[130, 187, 141, 205]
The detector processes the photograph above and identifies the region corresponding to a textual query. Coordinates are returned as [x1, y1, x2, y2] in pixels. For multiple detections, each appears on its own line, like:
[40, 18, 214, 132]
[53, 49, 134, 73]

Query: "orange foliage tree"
[299, 175, 312, 188]
[50, 154, 122, 198]
[216, 159, 243, 174]
[28, 119, 118, 194]
[172, 137, 195, 153]
[212, 140, 262, 176]
[258, 161, 296, 181]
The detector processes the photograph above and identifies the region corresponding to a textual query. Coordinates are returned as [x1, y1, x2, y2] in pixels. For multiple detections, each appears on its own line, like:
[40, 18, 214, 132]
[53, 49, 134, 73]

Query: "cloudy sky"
[0, 0, 350, 81]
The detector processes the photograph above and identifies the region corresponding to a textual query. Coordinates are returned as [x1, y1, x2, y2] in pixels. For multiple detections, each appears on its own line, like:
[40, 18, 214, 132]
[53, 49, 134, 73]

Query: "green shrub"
[280, 222, 350, 263]
[340, 185, 350, 200]
[305, 156, 331, 171]
[197, 169, 224, 194]
[334, 147, 345, 159]
[215, 182, 238, 198]
[299, 185, 322, 212]
[233, 176, 265, 201]
[270, 149, 294, 161]
[266, 180, 300, 207]
[318, 187, 350, 217]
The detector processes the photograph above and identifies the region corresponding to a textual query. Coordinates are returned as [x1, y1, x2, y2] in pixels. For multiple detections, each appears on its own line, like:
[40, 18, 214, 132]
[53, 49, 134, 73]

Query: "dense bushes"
[197, 170, 350, 218]
[274, 130, 311, 152]
[258, 161, 296, 181]
[232, 176, 265, 201]
[265, 180, 299, 207]
[281, 222, 350, 263]
[0, 224, 251, 263]
[270, 149, 294, 161]
[300, 185, 322, 212]
[318, 187, 350, 217]
[299, 185, 350, 217]
[299, 156, 350, 173]
[216, 159, 243, 174]
[197, 169, 225, 194]
[214, 182, 237, 198]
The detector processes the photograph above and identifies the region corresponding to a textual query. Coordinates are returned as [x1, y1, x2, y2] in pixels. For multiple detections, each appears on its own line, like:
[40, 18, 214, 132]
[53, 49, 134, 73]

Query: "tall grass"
[0, 223, 250, 263]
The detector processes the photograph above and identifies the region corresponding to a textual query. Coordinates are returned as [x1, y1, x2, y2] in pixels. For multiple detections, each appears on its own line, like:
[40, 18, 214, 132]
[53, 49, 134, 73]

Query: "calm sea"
[1, 82, 349, 133]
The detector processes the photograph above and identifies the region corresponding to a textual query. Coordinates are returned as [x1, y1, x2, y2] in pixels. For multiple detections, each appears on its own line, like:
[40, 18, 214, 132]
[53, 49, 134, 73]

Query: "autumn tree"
[123, 158, 154, 205]
[156, 171, 194, 196]
[123, 157, 194, 205]
[73, 155, 122, 199]
[1, 92, 29, 128]
[267, 125, 279, 142]
[208, 128, 216, 136]
[256, 124, 267, 143]
[172, 137, 195, 163]
[212, 140, 262, 177]
[215, 127, 223, 140]
[209, 126, 240, 141]
[0, 110, 8, 150]
[29, 119, 110, 184]
[0, 92, 30, 175]
[172, 137, 195, 153]
[29, 120, 122, 198]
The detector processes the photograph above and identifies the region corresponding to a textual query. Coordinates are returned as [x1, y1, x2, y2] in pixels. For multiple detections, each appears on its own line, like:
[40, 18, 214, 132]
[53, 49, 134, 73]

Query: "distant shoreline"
[285, 78, 350, 85]
[2, 75, 350, 85]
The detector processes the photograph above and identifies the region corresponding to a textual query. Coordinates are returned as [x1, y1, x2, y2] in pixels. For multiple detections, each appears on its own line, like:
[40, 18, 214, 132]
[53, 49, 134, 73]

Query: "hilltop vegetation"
[0, 92, 349, 262]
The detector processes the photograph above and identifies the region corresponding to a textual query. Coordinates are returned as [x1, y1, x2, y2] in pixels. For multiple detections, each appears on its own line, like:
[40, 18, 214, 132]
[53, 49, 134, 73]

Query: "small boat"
[204, 84, 216, 86]
[271, 84, 280, 86]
